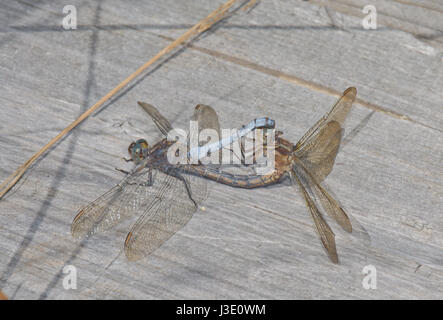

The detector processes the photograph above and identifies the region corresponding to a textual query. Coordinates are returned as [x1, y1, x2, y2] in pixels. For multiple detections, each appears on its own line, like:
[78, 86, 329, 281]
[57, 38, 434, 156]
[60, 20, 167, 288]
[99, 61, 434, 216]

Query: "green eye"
[129, 139, 149, 164]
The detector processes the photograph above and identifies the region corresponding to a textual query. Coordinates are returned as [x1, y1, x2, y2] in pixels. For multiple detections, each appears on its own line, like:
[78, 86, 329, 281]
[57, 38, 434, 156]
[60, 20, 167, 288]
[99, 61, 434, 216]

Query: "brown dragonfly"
[186, 87, 357, 263]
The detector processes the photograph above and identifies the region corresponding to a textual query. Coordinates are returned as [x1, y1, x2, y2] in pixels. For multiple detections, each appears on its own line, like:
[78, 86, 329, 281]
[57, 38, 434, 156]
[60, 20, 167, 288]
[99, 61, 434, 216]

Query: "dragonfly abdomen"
[185, 165, 284, 189]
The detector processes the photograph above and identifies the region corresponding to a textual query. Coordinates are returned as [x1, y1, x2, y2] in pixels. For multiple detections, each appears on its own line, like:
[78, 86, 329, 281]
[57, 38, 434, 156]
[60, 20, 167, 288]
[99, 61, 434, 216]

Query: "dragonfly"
[71, 103, 275, 261]
[185, 87, 357, 263]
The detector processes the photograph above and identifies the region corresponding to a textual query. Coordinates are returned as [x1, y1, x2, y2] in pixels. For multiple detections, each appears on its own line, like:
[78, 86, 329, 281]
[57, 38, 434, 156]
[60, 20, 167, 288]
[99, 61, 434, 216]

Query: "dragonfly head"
[128, 139, 149, 164]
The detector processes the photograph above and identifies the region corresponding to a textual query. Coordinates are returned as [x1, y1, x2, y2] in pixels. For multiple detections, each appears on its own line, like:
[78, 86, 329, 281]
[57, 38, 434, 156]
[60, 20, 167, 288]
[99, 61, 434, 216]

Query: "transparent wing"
[295, 87, 356, 150]
[314, 182, 352, 233]
[138, 101, 173, 136]
[294, 159, 352, 233]
[124, 169, 207, 261]
[71, 165, 157, 239]
[191, 104, 223, 164]
[192, 104, 221, 139]
[295, 121, 342, 183]
[290, 169, 338, 264]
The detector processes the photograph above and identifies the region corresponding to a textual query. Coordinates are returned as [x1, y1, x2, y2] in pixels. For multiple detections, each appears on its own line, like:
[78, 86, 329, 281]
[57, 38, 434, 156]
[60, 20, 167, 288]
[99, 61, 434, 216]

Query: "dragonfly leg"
[114, 167, 152, 188]
[168, 169, 197, 207]
[147, 167, 153, 186]
[115, 167, 130, 175]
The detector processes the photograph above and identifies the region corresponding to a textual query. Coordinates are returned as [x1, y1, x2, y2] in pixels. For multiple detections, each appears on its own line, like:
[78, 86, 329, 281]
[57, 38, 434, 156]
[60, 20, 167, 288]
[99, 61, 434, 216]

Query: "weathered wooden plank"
[0, 0, 442, 299]
[307, 0, 443, 48]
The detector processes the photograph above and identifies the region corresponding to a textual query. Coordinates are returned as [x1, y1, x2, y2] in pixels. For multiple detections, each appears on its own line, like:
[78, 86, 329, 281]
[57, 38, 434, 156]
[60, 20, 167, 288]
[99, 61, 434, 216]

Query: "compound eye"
[128, 142, 136, 155]
[138, 139, 149, 150]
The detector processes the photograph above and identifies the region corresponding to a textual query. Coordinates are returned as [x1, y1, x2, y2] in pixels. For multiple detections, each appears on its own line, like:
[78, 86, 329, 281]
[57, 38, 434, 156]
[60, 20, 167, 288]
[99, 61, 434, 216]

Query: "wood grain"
[0, 0, 442, 299]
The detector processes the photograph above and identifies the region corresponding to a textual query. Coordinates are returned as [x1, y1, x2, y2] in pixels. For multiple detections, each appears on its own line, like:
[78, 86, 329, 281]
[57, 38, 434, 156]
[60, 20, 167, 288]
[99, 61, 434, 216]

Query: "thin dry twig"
[0, 0, 254, 200]
[0, 290, 8, 300]
[243, 0, 259, 11]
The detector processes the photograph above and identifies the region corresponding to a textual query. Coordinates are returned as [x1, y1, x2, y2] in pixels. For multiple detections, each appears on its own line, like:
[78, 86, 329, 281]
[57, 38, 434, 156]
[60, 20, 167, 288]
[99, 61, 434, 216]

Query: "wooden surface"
[0, 0, 442, 299]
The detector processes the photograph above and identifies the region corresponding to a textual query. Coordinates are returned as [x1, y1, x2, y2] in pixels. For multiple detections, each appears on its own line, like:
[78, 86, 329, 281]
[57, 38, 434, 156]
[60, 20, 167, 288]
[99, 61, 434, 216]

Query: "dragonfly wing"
[71, 165, 157, 239]
[192, 104, 221, 138]
[295, 87, 356, 150]
[295, 121, 342, 183]
[124, 169, 207, 261]
[184, 168, 210, 206]
[315, 182, 352, 232]
[294, 160, 352, 233]
[138, 101, 173, 136]
[191, 104, 222, 164]
[290, 169, 338, 264]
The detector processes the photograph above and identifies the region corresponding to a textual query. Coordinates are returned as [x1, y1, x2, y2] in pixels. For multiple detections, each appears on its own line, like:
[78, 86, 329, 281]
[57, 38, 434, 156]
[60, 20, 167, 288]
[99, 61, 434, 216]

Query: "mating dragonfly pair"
[72, 87, 357, 263]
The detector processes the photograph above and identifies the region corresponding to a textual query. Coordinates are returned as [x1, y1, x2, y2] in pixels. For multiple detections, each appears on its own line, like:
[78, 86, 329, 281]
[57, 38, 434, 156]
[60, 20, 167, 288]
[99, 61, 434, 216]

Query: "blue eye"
[129, 139, 149, 164]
